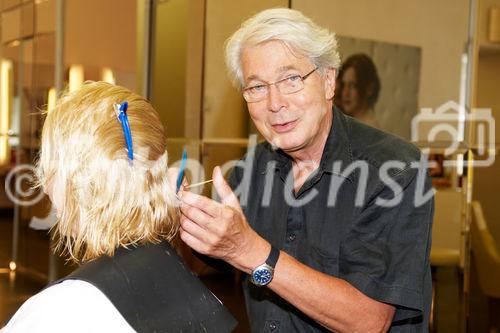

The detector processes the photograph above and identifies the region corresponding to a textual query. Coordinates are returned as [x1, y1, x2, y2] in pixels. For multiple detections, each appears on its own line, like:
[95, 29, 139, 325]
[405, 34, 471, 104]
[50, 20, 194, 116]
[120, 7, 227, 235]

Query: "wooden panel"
[35, 0, 55, 34]
[184, 0, 205, 139]
[20, 2, 33, 38]
[203, 0, 288, 139]
[474, 52, 500, 242]
[490, 7, 500, 42]
[64, 0, 136, 71]
[2, 0, 20, 11]
[1, 8, 21, 43]
[151, 0, 189, 138]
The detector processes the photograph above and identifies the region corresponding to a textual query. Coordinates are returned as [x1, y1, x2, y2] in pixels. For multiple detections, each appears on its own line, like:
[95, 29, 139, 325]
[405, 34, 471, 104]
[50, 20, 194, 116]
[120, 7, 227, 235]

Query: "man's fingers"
[180, 191, 221, 217]
[180, 214, 214, 242]
[213, 166, 239, 208]
[180, 202, 214, 229]
[179, 227, 209, 255]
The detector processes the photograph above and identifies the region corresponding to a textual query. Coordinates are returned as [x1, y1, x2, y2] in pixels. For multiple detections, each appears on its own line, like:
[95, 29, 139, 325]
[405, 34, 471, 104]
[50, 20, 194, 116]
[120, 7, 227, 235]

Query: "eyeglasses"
[242, 67, 318, 103]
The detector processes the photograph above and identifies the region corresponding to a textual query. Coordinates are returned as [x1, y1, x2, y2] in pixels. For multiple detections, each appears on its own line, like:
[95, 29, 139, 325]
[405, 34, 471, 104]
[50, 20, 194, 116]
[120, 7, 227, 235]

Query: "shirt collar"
[320, 106, 354, 179]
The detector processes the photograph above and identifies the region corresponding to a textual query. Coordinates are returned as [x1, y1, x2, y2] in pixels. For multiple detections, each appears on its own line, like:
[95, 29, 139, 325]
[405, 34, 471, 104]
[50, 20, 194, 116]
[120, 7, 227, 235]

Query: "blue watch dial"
[252, 267, 272, 285]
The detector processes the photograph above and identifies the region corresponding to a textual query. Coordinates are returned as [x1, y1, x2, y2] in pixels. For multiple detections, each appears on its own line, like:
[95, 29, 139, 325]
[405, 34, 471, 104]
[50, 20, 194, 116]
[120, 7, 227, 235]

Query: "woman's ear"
[324, 67, 336, 100]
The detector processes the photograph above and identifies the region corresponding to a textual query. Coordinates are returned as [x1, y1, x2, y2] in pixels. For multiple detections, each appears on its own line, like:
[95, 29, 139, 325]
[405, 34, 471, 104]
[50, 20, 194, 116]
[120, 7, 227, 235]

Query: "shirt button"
[269, 322, 277, 331]
[287, 233, 296, 242]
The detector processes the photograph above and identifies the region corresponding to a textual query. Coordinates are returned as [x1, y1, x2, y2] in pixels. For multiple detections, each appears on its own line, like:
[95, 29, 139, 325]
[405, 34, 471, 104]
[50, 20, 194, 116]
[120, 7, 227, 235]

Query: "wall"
[203, 0, 287, 139]
[151, 0, 189, 138]
[473, 0, 500, 245]
[65, 0, 136, 72]
[293, 0, 469, 111]
[473, 52, 500, 241]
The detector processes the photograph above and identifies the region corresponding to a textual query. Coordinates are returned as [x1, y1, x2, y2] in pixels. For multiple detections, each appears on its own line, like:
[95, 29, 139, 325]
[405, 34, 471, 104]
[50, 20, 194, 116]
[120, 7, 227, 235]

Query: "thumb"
[213, 166, 239, 208]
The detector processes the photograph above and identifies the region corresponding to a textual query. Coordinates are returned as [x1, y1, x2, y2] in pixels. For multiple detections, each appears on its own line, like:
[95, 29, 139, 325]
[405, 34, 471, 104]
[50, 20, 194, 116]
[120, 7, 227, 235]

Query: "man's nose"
[266, 84, 287, 112]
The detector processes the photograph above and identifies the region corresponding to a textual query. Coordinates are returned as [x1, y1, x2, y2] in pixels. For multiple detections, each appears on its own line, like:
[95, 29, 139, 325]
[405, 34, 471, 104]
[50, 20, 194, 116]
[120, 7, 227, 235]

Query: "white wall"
[293, 0, 470, 111]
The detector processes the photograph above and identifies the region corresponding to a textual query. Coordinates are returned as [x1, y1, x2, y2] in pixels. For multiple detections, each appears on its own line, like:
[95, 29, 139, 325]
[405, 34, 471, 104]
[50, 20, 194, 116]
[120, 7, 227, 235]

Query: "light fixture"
[69, 65, 84, 92]
[6, 40, 20, 48]
[47, 87, 56, 113]
[456, 154, 464, 177]
[0, 59, 13, 165]
[489, 7, 500, 43]
[101, 67, 116, 84]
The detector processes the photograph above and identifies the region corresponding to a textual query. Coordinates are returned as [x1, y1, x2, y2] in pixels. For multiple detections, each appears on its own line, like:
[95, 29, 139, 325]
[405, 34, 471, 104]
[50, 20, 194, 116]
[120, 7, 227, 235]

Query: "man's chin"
[271, 137, 304, 153]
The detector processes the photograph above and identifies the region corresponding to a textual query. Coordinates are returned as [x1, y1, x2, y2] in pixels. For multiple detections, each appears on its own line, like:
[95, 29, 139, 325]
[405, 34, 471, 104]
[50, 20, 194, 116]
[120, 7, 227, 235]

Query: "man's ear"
[323, 67, 336, 100]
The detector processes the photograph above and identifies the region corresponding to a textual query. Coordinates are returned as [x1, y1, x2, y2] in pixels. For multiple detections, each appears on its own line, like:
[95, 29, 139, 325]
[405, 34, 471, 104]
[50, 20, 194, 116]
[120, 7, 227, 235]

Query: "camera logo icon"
[411, 100, 495, 167]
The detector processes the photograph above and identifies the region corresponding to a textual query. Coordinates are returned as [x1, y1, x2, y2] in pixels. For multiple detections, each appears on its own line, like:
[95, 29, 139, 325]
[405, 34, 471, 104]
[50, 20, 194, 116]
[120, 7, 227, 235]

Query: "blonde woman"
[2, 82, 236, 332]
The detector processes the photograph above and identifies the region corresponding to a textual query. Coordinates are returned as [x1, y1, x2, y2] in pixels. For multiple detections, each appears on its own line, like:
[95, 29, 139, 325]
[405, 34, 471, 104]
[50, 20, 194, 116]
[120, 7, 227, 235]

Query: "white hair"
[225, 8, 341, 87]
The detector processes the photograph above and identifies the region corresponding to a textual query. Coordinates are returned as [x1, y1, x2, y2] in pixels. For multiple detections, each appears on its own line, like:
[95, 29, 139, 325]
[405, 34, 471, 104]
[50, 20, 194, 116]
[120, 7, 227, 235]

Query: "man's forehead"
[241, 42, 311, 82]
[245, 65, 300, 82]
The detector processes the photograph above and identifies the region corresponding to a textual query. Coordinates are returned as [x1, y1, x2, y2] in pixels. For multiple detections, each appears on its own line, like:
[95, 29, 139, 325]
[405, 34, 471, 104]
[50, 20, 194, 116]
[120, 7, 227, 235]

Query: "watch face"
[252, 267, 273, 285]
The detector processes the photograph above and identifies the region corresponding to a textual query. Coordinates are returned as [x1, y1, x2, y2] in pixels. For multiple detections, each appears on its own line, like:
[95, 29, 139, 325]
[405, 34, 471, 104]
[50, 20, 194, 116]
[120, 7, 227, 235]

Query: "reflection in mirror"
[294, 0, 470, 145]
[31, 34, 54, 150]
[0, 57, 13, 165]
[334, 36, 421, 140]
[64, 0, 137, 91]
[1, 42, 20, 166]
[203, 0, 288, 140]
[151, 0, 189, 138]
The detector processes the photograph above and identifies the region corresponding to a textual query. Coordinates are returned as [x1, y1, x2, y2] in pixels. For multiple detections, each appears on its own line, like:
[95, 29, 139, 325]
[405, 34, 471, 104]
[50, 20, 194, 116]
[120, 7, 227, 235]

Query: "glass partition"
[0, 0, 139, 282]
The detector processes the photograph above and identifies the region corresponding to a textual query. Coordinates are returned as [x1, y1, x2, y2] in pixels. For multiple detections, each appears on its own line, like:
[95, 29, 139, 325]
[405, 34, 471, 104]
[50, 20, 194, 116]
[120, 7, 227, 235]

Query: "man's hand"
[178, 167, 395, 332]
[179, 166, 270, 273]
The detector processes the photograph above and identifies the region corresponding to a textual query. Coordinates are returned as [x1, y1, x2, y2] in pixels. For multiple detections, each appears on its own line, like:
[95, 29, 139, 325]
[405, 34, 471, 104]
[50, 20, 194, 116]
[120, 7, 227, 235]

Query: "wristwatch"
[250, 246, 280, 286]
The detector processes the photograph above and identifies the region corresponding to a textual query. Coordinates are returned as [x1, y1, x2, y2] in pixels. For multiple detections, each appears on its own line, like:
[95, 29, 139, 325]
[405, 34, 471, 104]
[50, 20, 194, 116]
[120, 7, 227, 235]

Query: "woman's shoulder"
[2, 280, 134, 332]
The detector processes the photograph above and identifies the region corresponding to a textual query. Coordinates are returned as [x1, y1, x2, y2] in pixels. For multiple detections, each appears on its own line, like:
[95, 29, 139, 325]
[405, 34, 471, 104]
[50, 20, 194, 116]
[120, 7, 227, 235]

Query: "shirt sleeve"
[338, 167, 434, 322]
[1, 280, 135, 333]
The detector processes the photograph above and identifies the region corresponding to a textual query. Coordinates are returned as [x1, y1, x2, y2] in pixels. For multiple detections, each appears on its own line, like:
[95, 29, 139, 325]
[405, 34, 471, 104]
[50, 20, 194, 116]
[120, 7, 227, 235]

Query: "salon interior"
[0, 0, 499, 332]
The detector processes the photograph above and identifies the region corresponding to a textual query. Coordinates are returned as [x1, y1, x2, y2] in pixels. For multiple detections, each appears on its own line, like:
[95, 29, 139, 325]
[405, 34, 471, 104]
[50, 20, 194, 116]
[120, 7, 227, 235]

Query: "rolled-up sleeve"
[339, 168, 434, 321]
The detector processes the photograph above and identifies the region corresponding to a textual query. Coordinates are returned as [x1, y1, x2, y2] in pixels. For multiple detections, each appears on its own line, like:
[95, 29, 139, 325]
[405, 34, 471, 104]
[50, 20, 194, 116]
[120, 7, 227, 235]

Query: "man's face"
[241, 41, 335, 154]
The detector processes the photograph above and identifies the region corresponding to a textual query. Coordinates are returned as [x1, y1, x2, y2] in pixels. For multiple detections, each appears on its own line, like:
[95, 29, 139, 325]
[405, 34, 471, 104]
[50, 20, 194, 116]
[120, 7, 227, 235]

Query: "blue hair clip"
[113, 101, 134, 162]
[176, 148, 187, 193]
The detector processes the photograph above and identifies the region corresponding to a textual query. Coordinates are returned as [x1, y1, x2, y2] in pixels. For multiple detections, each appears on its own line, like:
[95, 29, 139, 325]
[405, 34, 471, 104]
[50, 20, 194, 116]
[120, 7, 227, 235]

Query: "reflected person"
[335, 53, 381, 128]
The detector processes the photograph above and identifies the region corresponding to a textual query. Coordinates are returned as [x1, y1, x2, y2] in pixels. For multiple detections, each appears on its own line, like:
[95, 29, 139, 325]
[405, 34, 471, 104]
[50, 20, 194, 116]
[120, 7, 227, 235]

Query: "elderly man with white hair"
[179, 8, 433, 333]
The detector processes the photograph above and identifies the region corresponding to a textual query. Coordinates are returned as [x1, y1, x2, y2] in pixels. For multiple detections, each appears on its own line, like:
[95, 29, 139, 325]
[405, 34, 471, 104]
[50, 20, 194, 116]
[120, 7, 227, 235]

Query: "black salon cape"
[49, 241, 237, 333]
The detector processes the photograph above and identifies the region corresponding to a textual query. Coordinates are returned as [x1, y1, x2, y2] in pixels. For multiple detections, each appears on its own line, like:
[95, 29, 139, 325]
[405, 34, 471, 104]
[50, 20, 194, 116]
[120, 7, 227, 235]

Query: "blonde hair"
[225, 8, 341, 87]
[36, 81, 179, 263]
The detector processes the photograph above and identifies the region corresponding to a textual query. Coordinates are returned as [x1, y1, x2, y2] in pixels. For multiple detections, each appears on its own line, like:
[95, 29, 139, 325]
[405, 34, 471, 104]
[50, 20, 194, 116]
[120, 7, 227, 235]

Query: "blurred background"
[0, 0, 499, 332]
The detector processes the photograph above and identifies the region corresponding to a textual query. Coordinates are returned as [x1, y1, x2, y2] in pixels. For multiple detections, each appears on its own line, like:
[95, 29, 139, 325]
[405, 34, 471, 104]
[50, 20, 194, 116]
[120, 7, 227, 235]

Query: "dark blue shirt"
[228, 107, 434, 332]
